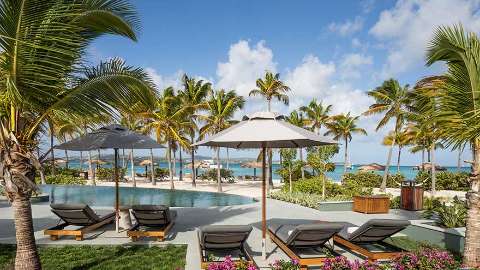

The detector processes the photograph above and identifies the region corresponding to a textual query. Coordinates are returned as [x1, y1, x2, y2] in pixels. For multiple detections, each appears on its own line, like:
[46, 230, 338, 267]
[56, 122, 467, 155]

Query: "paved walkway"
[0, 198, 421, 269]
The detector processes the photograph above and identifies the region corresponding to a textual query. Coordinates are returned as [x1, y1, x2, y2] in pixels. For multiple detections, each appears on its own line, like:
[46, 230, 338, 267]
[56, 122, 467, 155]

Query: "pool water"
[40, 185, 256, 208]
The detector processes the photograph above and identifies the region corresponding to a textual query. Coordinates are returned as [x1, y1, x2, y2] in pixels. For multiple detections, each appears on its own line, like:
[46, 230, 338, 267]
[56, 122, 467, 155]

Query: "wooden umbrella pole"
[114, 148, 120, 233]
[262, 146, 267, 260]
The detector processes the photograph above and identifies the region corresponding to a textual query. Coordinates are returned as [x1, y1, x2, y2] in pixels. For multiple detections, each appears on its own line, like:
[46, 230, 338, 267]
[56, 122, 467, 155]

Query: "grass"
[0, 244, 187, 270]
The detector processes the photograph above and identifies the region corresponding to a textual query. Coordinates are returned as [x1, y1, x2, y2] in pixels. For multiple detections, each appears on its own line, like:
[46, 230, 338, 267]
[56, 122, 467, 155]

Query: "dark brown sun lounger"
[44, 203, 115, 241]
[127, 205, 176, 241]
[268, 222, 345, 270]
[198, 225, 255, 269]
[333, 219, 410, 261]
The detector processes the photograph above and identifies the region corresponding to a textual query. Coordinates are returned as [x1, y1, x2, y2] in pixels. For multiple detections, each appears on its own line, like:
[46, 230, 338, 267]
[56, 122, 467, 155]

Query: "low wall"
[402, 220, 465, 253]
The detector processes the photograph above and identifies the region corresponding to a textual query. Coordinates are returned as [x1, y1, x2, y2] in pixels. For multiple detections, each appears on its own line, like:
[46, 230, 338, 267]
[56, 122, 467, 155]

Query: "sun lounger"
[127, 205, 176, 241]
[333, 219, 410, 261]
[44, 203, 115, 241]
[198, 225, 254, 269]
[268, 222, 345, 270]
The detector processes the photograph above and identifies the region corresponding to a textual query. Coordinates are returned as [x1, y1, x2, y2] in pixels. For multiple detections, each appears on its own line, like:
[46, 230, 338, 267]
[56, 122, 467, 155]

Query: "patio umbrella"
[193, 111, 337, 258]
[55, 124, 164, 232]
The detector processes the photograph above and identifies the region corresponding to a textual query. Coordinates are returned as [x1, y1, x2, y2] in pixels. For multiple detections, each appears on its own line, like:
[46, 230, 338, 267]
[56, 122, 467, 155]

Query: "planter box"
[317, 201, 353, 211]
[402, 220, 465, 253]
[353, 195, 389, 214]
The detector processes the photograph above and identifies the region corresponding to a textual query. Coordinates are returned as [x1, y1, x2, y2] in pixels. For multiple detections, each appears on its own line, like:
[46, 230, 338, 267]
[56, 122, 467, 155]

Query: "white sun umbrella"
[193, 111, 337, 259]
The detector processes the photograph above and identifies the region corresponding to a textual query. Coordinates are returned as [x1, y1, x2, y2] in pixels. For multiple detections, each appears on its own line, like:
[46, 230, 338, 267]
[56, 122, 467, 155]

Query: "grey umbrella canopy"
[193, 111, 337, 259]
[55, 124, 164, 232]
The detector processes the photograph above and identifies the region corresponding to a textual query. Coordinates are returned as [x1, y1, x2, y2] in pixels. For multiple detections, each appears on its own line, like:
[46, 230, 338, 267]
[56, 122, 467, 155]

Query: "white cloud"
[351, 38, 362, 48]
[361, 0, 376, 13]
[216, 40, 276, 97]
[339, 53, 373, 79]
[328, 16, 364, 36]
[370, 0, 480, 76]
[145, 68, 183, 91]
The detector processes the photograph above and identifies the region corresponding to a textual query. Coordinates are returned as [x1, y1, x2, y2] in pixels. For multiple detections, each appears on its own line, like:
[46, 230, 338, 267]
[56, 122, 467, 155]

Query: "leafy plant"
[152, 168, 169, 180]
[269, 191, 323, 209]
[39, 175, 86, 185]
[389, 196, 401, 209]
[96, 168, 126, 181]
[422, 197, 467, 228]
[392, 248, 459, 270]
[342, 171, 403, 188]
[414, 170, 470, 191]
[199, 169, 235, 182]
[269, 259, 300, 270]
[207, 256, 257, 270]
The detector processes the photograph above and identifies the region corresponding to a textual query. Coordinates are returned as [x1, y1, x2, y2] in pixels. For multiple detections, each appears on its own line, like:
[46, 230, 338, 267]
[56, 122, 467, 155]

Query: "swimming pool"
[40, 185, 256, 207]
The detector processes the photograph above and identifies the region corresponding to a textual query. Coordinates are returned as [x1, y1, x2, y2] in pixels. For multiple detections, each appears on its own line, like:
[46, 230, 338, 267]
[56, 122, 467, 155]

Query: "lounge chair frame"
[268, 228, 334, 270]
[333, 235, 404, 261]
[44, 212, 115, 241]
[127, 221, 174, 241]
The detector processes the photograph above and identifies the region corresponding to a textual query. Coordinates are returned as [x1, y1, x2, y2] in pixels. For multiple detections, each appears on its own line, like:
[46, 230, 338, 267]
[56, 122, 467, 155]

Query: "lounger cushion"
[131, 205, 176, 227]
[269, 223, 344, 247]
[199, 225, 252, 250]
[50, 203, 100, 225]
[338, 219, 410, 243]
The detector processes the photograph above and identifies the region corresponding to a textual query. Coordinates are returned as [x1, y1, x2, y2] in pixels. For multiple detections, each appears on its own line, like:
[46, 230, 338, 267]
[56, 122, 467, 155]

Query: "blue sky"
[52, 0, 480, 166]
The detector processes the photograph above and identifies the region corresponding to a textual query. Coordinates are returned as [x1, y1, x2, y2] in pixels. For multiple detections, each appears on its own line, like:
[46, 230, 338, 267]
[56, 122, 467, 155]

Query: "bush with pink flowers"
[392, 248, 459, 270]
[269, 259, 300, 270]
[207, 256, 257, 270]
[321, 256, 385, 270]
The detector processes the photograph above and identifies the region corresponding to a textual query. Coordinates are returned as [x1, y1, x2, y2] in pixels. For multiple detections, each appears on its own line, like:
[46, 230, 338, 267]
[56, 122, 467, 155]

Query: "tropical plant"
[382, 127, 414, 173]
[415, 170, 470, 191]
[199, 90, 245, 192]
[286, 110, 307, 179]
[178, 74, 211, 187]
[0, 1, 154, 268]
[120, 114, 146, 186]
[364, 79, 411, 191]
[325, 113, 367, 173]
[425, 24, 480, 266]
[392, 248, 459, 270]
[306, 145, 338, 199]
[300, 99, 332, 134]
[142, 87, 191, 190]
[269, 259, 301, 270]
[249, 71, 290, 190]
[278, 149, 298, 193]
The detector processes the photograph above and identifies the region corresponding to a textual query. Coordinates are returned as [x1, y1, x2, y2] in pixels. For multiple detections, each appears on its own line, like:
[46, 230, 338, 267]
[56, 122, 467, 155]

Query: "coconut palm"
[364, 79, 411, 191]
[178, 74, 211, 187]
[55, 119, 82, 169]
[0, 0, 154, 267]
[300, 99, 332, 134]
[325, 113, 367, 174]
[120, 114, 146, 187]
[199, 90, 245, 192]
[249, 71, 290, 189]
[143, 87, 191, 190]
[286, 110, 307, 179]
[425, 24, 480, 266]
[382, 128, 414, 173]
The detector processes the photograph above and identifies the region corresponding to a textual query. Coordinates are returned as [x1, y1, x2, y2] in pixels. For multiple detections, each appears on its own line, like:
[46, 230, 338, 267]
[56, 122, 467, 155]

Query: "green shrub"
[422, 196, 467, 228]
[284, 176, 372, 199]
[342, 171, 403, 188]
[42, 175, 86, 185]
[153, 168, 169, 180]
[42, 165, 81, 176]
[269, 191, 322, 209]
[415, 171, 470, 191]
[199, 169, 235, 182]
[390, 196, 401, 209]
[96, 168, 126, 181]
[0, 186, 5, 196]
[276, 165, 313, 183]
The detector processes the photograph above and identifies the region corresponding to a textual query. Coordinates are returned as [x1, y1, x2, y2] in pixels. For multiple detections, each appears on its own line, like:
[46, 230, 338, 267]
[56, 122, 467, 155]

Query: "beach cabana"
[193, 111, 336, 258]
[55, 124, 164, 232]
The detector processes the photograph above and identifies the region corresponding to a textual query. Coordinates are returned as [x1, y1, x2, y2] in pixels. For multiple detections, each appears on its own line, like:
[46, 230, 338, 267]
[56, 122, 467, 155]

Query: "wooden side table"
[353, 196, 390, 214]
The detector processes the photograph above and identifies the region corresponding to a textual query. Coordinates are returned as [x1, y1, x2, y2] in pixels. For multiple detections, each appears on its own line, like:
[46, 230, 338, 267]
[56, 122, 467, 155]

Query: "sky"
[51, 0, 480, 166]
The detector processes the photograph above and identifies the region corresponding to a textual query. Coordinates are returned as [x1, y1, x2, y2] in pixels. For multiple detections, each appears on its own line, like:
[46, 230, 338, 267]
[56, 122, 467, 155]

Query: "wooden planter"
[353, 196, 390, 214]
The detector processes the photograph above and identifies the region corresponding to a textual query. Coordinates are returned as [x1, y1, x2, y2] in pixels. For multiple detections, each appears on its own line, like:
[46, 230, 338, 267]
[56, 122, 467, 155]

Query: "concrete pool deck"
[0, 197, 421, 269]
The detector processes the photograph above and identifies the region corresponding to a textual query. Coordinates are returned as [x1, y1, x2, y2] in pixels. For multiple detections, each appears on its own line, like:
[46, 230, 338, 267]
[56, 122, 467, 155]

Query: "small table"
[353, 195, 390, 214]
[118, 206, 132, 229]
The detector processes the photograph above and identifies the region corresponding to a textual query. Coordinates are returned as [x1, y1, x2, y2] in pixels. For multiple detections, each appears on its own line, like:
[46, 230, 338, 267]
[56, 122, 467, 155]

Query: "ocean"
[59, 160, 470, 182]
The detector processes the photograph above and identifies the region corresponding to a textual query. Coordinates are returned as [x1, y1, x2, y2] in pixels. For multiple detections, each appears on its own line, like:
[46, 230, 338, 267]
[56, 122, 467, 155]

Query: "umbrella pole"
[114, 148, 120, 233]
[262, 146, 267, 260]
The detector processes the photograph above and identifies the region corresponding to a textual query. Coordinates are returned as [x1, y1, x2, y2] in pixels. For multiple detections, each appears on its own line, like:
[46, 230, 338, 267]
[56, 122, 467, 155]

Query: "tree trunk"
[179, 149, 183, 181]
[150, 148, 155, 185]
[322, 175, 326, 200]
[343, 138, 349, 174]
[458, 148, 462, 171]
[431, 143, 436, 195]
[265, 150, 270, 193]
[79, 151, 83, 172]
[216, 147, 222, 192]
[191, 135, 196, 187]
[381, 134, 396, 191]
[463, 139, 480, 267]
[288, 164, 292, 193]
[168, 143, 174, 189]
[427, 149, 431, 162]
[226, 148, 230, 170]
[397, 147, 402, 173]
[172, 148, 176, 176]
[421, 149, 425, 170]
[130, 149, 135, 187]
[122, 149, 126, 169]
[88, 151, 95, 186]
[64, 150, 69, 169]
[97, 149, 101, 170]
[50, 130, 55, 176]
[12, 197, 41, 270]
[299, 148, 305, 179]
[268, 149, 273, 189]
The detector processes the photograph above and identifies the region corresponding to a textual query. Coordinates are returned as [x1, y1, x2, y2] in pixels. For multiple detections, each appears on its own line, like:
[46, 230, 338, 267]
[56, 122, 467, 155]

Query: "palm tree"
[249, 71, 290, 189]
[300, 99, 332, 134]
[425, 24, 480, 266]
[199, 90, 245, 192]
[382, 128, 414, 173]
[286, 110, 306, 179]
[178, 74, 211, 187]
[55, 119, 82, 170]
[364, 79, 411, 191]
[143, 87, 191, 190]
[0, 0, 153, 267]
[325, 113, 367, 174]
[120, 114, 145, 187]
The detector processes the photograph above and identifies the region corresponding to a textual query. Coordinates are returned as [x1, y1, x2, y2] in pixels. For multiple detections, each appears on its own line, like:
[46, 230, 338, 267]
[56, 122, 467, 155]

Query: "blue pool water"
[40, 185, 256, 207]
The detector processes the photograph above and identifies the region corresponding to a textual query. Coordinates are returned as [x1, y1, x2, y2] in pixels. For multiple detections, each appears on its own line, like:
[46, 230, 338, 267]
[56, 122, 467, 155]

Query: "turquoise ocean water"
[61, 160, 470, 182]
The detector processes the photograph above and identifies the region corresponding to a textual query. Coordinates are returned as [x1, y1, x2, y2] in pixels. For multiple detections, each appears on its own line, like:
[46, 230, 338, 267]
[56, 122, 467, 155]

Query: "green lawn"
[0, 244, 186, 270]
